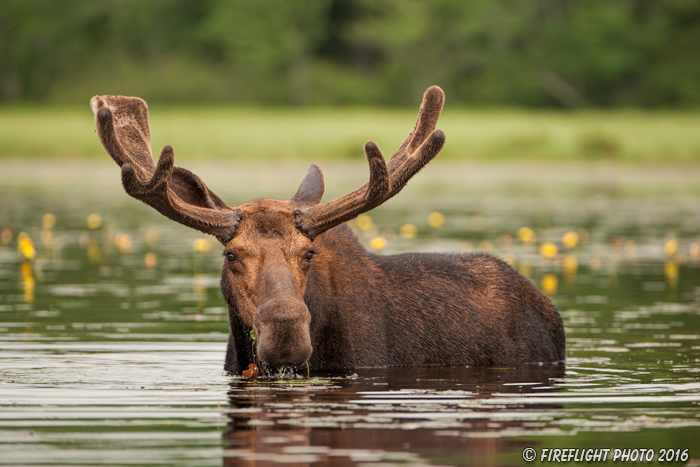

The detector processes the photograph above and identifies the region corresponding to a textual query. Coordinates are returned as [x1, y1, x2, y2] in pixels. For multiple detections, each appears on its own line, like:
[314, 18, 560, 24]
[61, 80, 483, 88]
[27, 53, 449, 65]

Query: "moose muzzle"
[254, 297, 312, 368]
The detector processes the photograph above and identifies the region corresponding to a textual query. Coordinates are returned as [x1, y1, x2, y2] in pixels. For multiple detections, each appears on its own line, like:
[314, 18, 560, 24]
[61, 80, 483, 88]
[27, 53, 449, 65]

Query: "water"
[1, 161, 699, 466]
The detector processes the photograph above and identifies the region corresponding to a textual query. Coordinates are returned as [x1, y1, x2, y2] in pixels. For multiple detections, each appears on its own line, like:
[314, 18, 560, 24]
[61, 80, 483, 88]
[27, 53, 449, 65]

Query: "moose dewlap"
[91, 86, 565, 373]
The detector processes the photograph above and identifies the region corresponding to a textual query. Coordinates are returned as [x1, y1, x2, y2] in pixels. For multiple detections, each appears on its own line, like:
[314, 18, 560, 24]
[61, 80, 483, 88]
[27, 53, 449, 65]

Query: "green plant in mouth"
[241, 330, 312, 381]
[242, 330, 260, 379]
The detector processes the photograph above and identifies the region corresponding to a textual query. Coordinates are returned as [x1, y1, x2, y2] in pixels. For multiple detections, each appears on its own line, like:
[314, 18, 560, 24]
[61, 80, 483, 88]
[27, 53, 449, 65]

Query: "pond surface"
[1, 161, 699, 466]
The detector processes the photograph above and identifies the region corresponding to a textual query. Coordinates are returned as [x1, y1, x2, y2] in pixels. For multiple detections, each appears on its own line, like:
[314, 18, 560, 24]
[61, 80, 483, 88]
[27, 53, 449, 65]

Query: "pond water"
[1, 161, 699, 466]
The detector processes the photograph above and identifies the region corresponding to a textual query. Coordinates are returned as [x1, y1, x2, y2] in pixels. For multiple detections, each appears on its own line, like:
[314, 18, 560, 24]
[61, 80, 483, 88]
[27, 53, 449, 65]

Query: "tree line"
[1, 0, 698, 107]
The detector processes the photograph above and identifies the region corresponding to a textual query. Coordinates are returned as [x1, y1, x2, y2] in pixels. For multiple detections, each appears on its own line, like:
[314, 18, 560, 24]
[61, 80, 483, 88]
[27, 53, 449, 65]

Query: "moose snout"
[254, 298, 312, 368]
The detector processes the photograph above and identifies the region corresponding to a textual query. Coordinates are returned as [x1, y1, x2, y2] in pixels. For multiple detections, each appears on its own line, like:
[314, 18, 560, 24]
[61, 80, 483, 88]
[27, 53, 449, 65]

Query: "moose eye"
[224, 252, 239, 263]
[303, 250, 318, 262]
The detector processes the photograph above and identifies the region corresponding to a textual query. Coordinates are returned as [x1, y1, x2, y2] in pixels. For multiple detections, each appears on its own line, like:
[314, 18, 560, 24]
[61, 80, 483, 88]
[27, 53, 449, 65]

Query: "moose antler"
[295, 86, 446, 239]
[90, 95, 240, 244]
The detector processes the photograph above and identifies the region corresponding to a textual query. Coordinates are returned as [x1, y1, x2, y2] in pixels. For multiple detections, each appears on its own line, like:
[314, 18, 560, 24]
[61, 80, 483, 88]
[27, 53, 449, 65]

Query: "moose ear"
[291, 164, 325, 206]
[170, 166, 230, 210]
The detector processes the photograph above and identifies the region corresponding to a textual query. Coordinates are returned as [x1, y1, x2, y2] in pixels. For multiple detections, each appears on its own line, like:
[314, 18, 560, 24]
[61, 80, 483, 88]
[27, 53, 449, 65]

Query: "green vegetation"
[1, 106, 699, 163]
[1, 0, 699, 108]
[3, 1, 699, 164]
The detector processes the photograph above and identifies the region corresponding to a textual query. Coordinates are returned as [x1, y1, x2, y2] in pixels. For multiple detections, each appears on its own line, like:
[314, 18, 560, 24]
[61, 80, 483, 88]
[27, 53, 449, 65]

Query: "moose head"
[91, 87, 447, 370]
[93, 87, 566, 372]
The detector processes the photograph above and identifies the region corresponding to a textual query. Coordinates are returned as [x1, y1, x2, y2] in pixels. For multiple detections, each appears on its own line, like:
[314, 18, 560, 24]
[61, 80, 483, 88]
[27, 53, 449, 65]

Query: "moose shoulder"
[91, 86, 565, 373]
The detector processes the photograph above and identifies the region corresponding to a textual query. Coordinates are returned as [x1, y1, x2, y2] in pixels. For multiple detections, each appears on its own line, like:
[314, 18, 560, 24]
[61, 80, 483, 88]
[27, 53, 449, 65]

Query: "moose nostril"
[97, 107, 111, 123]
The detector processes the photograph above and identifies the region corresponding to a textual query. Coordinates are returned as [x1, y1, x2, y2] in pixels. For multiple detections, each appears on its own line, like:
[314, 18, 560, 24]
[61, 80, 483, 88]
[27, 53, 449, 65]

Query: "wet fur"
[222, 224, 565, 372]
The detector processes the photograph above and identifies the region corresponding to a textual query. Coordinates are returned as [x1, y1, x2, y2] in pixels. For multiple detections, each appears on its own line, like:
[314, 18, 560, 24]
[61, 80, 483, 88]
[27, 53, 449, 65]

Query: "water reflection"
[1, 162, 700, 466]
[19, 261, 35, 303]
[224, 365, 566, 466]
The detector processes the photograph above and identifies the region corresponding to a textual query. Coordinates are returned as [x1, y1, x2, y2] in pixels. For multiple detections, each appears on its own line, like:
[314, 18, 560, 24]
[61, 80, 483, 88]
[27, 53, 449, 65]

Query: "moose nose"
[254, 298, 312, 368]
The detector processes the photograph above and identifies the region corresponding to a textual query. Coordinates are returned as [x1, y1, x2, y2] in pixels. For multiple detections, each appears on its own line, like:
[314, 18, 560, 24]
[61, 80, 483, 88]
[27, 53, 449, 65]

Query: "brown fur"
[91, 87, 566, 373]
[221, 210, 565, 372]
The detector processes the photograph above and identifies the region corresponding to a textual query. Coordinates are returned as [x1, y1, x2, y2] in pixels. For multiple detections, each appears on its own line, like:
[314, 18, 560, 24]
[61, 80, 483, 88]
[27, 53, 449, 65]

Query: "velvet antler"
[295, 85, 446, 239]
[90, 95, 240, 244]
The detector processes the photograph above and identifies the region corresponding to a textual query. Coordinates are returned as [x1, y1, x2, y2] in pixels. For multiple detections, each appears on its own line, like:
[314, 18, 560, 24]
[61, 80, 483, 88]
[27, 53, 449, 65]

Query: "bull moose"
[91, 86, 565, 374]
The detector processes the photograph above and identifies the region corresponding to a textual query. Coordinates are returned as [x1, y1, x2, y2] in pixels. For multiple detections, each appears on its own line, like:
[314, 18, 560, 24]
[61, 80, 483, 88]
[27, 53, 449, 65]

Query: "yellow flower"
[42, 213, 57, 230]
[541, 274, 558, 296]
[664, 237, 678, 257]
[540, 242, 558, 259]
[20, 262, 33, 280]
[664, 261, 678, 288]
[563, 254, 578, 276]
[114, 233, 133, 253]
[562, 231, 579, 249]
[370, 236, 387, 251]
[17, 232, 36, 261]
[20, 262, 35, 304]
[86, 213, 102, 230]
[144, 252, 158, 269]
[427, 211, 445, 228]
[517, 227, 536, 245]
[356, 214, 374, 231]
[193, 237, 212, 254]
[399, 223, 418, 239]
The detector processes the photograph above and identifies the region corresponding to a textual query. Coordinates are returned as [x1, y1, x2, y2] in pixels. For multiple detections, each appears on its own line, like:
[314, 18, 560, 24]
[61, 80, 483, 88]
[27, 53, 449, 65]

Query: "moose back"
[91, 86, 565, 373]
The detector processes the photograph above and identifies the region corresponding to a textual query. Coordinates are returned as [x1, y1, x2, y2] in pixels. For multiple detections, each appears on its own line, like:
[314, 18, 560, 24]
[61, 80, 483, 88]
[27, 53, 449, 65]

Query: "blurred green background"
[1, 0, 699, 162]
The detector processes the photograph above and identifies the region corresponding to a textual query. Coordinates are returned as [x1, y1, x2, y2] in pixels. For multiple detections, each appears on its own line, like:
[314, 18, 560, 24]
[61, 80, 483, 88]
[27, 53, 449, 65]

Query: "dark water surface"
[1, 161, 699, 466]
